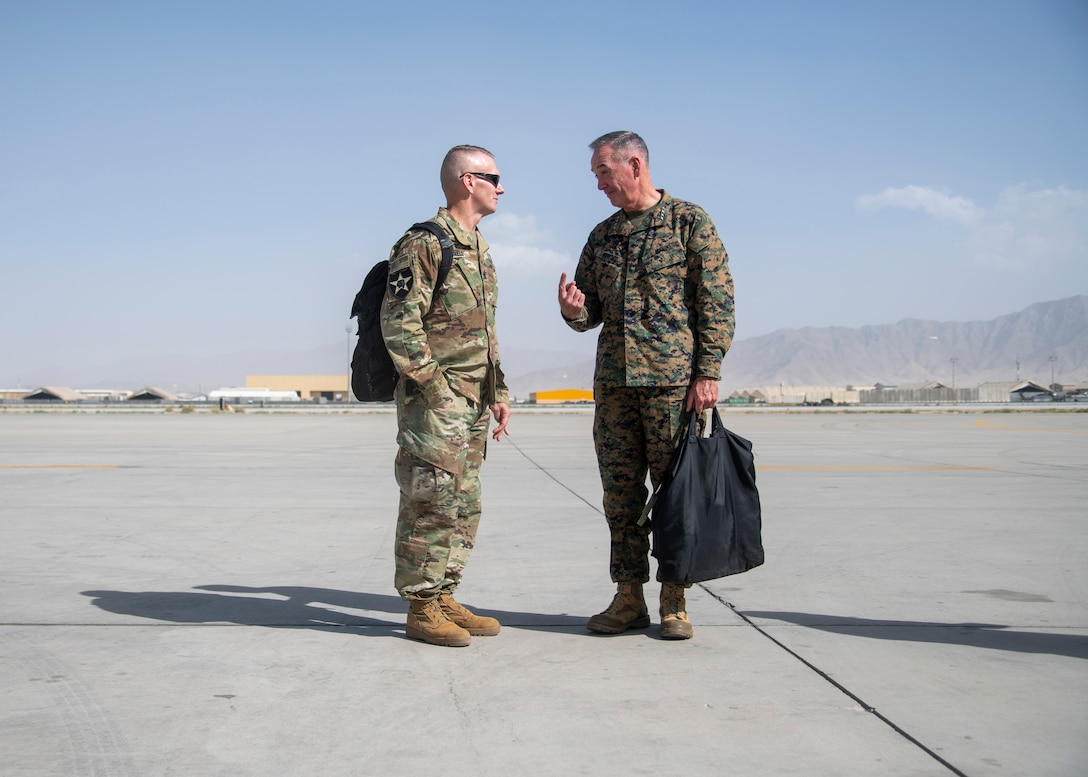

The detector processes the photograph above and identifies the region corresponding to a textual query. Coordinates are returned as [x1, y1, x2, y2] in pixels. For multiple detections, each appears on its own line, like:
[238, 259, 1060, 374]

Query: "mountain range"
[14, 296, 1086, 397]
[504, 295, 1088, 397]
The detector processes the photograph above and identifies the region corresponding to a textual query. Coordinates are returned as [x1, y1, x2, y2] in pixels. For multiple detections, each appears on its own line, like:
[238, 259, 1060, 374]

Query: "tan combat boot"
[406, 598, 471, 647]
[659, 583, 693, 640]
[586, 582, 650, 634]
[438, 592, 500, 636]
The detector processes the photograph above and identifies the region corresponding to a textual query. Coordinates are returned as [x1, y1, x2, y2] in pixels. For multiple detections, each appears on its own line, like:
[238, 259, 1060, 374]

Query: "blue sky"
[1, 0, 1086, 387]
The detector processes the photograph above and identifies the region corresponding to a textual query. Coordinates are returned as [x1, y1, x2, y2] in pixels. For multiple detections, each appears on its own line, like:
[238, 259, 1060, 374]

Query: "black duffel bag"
[642, 408, 764, 585]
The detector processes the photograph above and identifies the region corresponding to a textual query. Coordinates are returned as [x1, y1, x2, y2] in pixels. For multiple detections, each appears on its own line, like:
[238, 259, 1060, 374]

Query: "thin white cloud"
[854, 185, 982, 224]
[856, 183, 1088, 270]
[486, 213, 549, 243]
[966, 184, 1088, 269]
[485, 212, 573, 275]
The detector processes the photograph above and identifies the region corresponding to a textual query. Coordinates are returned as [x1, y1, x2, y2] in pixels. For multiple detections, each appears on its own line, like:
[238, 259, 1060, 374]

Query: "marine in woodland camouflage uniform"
[559, 131, 733, 639]
[380, 145, 509, 646]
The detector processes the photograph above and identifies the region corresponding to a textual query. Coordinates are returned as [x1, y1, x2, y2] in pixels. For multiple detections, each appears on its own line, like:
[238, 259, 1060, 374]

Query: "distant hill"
[21, 296, 1085, 396]
[719, 295, 1086, 390]
[505, 296, 1088, 397]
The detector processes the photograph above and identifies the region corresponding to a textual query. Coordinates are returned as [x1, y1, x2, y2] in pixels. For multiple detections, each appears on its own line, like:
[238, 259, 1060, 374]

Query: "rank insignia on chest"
[389, 268, 414, 299]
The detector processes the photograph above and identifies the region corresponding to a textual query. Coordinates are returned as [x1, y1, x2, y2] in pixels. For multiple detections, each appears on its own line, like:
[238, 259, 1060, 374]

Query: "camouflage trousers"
[393, 393, 490, 600]
[593, 385, 703, 584]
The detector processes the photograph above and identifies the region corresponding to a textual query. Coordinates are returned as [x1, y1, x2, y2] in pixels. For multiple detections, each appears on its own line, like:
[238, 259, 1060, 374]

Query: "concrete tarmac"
[1, 409, 1086, 776]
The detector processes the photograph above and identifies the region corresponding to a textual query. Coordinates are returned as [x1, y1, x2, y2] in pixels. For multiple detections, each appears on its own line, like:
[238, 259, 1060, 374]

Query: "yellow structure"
[530, 388, 594, 404]
[246, 375, 352, 402]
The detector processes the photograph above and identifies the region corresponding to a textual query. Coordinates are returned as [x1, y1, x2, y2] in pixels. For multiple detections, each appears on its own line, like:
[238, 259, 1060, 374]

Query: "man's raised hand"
[558, 272, 585, 320]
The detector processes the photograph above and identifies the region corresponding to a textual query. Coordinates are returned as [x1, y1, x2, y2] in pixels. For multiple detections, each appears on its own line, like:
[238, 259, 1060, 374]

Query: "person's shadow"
[81, 585, 585, 636]
[740, 611, 1088, 660]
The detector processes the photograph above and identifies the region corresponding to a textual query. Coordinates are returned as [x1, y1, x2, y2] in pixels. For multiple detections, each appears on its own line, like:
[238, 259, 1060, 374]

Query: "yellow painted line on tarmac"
[973, 419, 1088, 434]
[0, 465, 120, 469]
[759, 465, 997, 471]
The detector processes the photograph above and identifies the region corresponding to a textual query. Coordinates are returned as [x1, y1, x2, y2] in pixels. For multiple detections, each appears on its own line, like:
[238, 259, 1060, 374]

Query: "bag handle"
[685, 407, 725, 441]
[710, 407, 725, 436]
[638, 407, 717, 527]
[685, 408, 700, 442]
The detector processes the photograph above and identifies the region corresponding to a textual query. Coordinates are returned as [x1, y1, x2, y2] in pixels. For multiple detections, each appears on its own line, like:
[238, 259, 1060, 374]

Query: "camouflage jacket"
[565, 191, 735, 388]
[381, 208, 508, 408]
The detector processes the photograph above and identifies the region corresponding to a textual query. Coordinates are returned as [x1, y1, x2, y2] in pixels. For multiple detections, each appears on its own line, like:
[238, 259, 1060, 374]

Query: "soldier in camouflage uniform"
[380, 144, 511, 647]
[558, 131, 734, 640]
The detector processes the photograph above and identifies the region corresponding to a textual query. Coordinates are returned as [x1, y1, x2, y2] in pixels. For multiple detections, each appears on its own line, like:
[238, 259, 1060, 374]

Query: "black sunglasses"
[463, 172, 500, 187]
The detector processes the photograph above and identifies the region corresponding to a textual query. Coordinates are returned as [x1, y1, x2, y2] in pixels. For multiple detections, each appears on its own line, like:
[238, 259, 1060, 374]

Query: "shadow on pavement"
[81, 584, 585, 634]
[742, 610, 1088, 660]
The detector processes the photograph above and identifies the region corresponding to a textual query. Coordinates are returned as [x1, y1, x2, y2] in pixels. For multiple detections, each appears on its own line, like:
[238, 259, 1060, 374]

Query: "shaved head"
[441, 145, 495, 196]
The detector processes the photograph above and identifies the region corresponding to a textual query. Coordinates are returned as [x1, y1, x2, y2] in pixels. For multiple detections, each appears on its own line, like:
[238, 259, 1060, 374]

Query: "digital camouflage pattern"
[593, 386, 703, 583]
[381, 209, 506, 599]
[566, 190, 728, 585]
[565, 191, 734, 389]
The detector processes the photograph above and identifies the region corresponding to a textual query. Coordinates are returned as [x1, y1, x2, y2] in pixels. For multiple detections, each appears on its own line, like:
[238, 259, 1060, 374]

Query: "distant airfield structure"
[1, 378, 1083, 406]
[530, 389, 594, 404]
[244, 374, 345, 401]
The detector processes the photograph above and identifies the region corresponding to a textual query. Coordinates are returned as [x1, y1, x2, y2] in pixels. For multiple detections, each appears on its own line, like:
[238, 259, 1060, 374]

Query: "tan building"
[246, 375, 352, 402]
[730, 385, 861, 405]
[529, 388, 594, 404]
[21, 386, 85, 402]
[128, 387, 179, 402]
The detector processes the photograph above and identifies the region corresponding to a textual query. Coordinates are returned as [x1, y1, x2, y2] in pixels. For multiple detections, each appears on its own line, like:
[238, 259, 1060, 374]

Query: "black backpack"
[348, 222, 454, 402]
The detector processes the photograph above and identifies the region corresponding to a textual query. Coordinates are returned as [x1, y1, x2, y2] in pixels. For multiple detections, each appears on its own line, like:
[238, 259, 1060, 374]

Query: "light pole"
[949, 356, 957, 392]
[1049, 355, 1057, 390]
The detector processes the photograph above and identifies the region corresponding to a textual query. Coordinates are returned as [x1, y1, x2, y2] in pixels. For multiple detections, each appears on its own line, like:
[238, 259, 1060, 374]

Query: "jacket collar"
[606, 190, 671, 235]
[436, 208, 489, 254]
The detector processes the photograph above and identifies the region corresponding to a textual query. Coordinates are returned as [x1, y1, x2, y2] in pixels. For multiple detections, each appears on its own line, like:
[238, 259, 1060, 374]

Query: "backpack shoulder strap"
[410, 221, 454, 287]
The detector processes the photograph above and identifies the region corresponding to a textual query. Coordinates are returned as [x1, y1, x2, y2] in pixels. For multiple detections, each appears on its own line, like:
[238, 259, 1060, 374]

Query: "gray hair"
[589, 131, 649, 165]
[440, 144, 495, 191]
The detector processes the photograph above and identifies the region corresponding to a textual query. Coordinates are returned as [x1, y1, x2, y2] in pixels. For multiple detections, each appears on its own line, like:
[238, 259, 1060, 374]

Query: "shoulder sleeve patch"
[389, 267, 414, 300]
